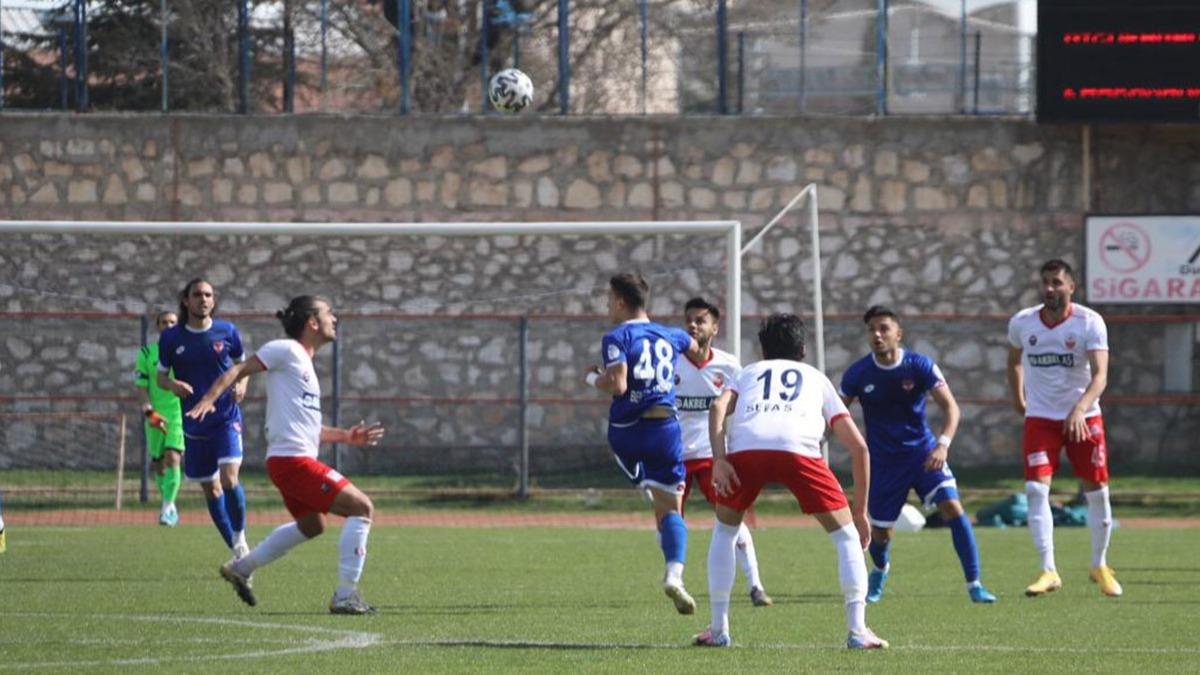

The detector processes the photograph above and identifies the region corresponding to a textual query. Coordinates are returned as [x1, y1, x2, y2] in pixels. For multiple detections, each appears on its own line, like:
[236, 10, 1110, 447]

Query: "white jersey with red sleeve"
[676, 347, 741, 461]
[726, 359, 850, 460]
[254, 338, 323, 458]
[1007, 302, 1108, 421]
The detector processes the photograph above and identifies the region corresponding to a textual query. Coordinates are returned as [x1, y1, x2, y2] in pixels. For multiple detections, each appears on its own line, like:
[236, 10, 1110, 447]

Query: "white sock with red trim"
[238, 522, 309, 574]
[1026, 481, 1056, 572]
[735, 523, 763, 592]
[336, 516, 371, 597]
[1085, 486, 1113, 568]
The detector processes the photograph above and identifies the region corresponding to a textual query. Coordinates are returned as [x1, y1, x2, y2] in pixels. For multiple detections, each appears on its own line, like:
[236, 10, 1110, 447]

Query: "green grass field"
[2, 522, 1197, 673]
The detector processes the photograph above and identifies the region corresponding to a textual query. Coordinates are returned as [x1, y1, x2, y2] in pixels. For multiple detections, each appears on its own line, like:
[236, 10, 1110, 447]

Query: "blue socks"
[224, 483, 247, 534]
[948, 513, 981, 583]
[658, 512, 688, 564]
[868, 538, 891, 570]
[206, 495, 236, 548]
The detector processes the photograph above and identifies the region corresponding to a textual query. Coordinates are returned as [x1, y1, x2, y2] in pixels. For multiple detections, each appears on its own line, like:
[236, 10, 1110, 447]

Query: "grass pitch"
[1, 522, 1196, 673]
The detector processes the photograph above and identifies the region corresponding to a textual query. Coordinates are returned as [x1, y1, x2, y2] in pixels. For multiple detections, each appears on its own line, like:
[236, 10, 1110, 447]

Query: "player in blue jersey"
[585, 272, 700, 614]
[158, 279, 251, 558]
[840, 306, 996, 604]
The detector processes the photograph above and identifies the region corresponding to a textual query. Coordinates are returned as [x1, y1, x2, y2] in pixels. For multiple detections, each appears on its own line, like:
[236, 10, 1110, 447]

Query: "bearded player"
[676, 297, 770, 607]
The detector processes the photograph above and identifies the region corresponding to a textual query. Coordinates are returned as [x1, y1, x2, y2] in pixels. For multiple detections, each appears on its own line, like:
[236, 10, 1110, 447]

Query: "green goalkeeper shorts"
[146, 417, 185, 460]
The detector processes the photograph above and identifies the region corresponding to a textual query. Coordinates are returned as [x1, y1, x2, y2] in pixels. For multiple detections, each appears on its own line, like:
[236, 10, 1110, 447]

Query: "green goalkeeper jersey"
[134, 343, 183, 420]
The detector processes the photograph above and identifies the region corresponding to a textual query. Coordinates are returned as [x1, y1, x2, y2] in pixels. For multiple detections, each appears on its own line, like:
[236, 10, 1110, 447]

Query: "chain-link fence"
[0, 0, 1036, 115]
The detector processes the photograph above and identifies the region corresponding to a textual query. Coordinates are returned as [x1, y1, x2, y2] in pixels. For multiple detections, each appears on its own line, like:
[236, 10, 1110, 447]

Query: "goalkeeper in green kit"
[134, 310, 186, 526]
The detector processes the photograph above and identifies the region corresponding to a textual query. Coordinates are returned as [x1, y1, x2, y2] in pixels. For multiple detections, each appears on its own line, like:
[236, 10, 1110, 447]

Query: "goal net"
[0, 219, 748, 522]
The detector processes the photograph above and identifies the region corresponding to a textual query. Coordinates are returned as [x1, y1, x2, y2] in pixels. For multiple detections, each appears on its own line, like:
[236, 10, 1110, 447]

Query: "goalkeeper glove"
[144, 407, 168, 433]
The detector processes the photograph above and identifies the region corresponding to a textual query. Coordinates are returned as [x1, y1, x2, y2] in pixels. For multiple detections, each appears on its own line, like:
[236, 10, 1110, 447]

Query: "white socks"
[664, 561, 685, 586]
[829, 523, 867, 635]
[238, 522, 310, 573]
[1085, 486, 1113, 568]
[707, 521, 740, 636]
[1025, 481, 1056, 572]
[735, 523, 763, 592]
[337, 516, 372, 595]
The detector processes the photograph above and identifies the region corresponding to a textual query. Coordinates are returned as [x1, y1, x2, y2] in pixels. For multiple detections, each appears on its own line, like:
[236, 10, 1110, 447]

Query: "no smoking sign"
[1098, 222, 1152, 274]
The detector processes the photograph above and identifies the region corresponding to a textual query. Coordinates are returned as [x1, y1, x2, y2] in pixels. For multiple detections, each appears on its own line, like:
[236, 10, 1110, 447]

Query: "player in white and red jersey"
[676, 297, 771, 607]
[188, 295, 385, 614]
[1007, 259, 1120, 598]
[693, 313, 886, 650]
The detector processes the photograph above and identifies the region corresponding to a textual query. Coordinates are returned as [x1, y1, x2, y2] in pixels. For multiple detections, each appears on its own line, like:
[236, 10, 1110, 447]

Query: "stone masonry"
[0, 114, 1197, 476]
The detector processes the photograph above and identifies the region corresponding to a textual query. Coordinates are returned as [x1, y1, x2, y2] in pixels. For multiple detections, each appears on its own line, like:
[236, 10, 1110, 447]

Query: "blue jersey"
[158, 319, 245, 435]
[601, 319, 691, 426]
[840, 349, 945, 458]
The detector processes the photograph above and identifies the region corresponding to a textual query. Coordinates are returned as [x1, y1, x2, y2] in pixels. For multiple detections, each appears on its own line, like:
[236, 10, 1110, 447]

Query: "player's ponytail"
[277, 295, 329, 339]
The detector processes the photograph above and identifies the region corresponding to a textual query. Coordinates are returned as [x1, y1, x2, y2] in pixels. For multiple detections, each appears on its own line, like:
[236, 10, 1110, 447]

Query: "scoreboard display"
[1038, 0, 1200, 123]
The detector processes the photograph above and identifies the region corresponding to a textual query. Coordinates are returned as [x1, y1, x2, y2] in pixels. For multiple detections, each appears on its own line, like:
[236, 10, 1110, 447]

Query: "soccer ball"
[488, 68, 534, 114]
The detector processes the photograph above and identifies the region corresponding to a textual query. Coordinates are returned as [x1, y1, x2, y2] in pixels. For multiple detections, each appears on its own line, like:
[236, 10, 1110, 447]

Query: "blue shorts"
[868, 448, 958, 528]
[607, 417, 686, 494]
[183, 421, 244, 481]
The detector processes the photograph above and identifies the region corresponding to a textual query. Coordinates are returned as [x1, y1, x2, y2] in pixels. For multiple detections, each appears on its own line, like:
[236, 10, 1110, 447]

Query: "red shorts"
[1022, 415, 1109, 483]
[683, 458, 717, 511]
[715, 450, 849, 514]
[266, 455, 351, 519]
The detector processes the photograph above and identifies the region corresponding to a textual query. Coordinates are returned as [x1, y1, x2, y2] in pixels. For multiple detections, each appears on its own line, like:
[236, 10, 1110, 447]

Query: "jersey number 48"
[632, 338, 675, 391]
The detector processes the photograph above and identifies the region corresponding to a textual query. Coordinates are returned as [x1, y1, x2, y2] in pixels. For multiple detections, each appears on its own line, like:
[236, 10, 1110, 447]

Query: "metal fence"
[0, 0, 1036, 115]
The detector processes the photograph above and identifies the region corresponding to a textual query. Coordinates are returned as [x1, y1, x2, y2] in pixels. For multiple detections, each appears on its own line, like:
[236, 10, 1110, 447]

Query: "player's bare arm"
[321, 421, 386, 446]
[187, 357, 266, 421]
[587, 361, 628, 396]
[157, 370, 194, 399]
[708, 389, 740, 496]
[925, 384, 961, 471]
[1006, 346, 1026, 415]
[831, 415, 871, 550]
[1065, 349, 1109, 443]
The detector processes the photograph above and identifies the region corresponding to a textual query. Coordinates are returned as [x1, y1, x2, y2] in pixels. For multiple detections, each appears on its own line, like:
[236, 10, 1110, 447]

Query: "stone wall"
[1, 114, 1197, 476]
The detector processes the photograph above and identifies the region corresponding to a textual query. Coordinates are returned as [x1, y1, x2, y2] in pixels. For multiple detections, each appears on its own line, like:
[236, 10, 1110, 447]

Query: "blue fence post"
[958, 0, 967, 114]
[557, 0, 569, 114]
[736, 31, 744, 114]
[320, 0, 328, 95]
[640, 0, 648, 114]
[237, 0, 249, 113]
[160, 0, 168, 112]
[481, 0, 490, 113]
[284, 0, 295, 112]
[798, 0, 807, 112]
[716, 0, 728, 114]
[874, 0, 887, 115]
[1, 0, 6, 111]
[58, 27, 69, 109]
[74, 0, 87, 111]
[395, 0, 410, 114]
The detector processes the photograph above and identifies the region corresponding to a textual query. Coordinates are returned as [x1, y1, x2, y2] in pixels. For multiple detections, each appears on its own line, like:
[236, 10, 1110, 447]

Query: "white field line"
[0, 613, 382, 671]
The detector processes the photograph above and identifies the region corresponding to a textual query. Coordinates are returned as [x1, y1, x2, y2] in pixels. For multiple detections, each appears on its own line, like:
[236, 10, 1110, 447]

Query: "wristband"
[937, 434, 952, 448]
[585, 372, 600, 387]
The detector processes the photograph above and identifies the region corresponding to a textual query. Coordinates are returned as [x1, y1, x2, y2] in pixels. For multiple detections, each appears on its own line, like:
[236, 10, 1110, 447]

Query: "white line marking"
[0, 613, 382, 671]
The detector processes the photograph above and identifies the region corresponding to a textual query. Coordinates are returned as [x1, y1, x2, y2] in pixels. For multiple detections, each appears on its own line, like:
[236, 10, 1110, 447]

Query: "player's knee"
[298, 517, 325, 538]
[871, 526, 891, 543]
[937, 498, 964, 518]
[352, 494, 374, 519]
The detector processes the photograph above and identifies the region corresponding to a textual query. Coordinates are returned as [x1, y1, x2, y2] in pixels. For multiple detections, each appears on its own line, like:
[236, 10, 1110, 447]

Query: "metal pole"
[809, 186, 824, 375]
[557, 0, 569, 114]
[400, 0, 410, 113]
[973, 31, 981, 114]
[959, 0, 967, 114]
[874, 0, 887, 115]
[58, 27, 68, 109]
[640, 0, 648, 115]
[736, 31, 744, 114]
[716, 0, 728, 114]
[332, 319, 342, 471]
[0, 0, 6, 111]
[726, 223, 742, 363]
[160, 0, 168, 112]
[139, 315, 150, 504]
[798, 0, 807, 112]
[237, 0, 249, 113]
[513, 31, 520, 69]
[75, 0, 88, 111]
[517, 316, 530, 499]
[481, 0, 490, 113]
[320, 0, 328, 95]
[284, 0, 295, 113]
